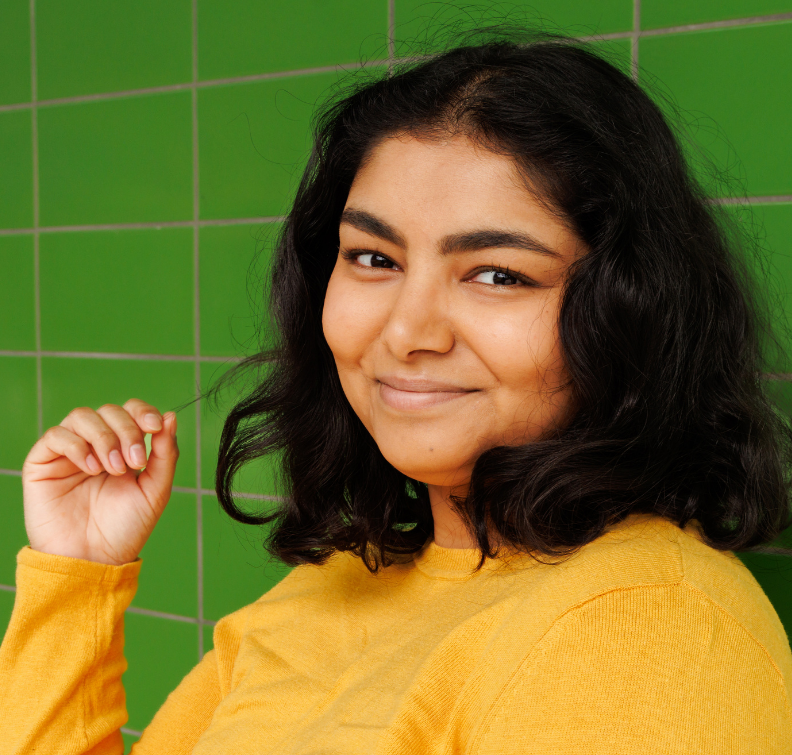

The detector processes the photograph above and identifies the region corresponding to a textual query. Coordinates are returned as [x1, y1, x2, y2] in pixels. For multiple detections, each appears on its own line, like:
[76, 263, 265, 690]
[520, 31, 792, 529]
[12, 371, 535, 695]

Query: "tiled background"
[1, 0, 791, 747]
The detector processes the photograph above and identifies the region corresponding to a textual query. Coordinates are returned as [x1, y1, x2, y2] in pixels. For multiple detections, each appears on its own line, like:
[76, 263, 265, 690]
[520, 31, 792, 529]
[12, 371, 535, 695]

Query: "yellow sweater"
[1, 512, 791, 754]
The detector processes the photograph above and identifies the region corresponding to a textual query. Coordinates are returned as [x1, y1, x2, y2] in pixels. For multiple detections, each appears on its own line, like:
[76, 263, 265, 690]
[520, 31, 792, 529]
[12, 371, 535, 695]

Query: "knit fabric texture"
[1, 511, 790, 754]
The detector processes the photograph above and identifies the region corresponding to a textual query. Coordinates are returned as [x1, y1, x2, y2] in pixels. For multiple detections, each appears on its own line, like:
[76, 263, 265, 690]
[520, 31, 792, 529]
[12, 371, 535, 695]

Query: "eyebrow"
[340, 208, 560, 259]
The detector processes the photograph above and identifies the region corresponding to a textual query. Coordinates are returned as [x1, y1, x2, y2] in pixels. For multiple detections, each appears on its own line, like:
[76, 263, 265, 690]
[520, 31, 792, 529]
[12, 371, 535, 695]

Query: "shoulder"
[469, 515, 792, 753]
[526, 513, 791, 681]
[472, 580, 792, 754]
[209, 547, 366, 645]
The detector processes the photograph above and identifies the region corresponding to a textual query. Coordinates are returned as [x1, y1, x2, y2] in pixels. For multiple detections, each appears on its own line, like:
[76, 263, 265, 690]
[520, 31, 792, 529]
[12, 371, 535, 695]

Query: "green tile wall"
[38, 93, 193, 226]
[0, 110, 33, 229]
[36, 0, 192, 100]
[641, 22, 792, 198]
[0, 0, 30, 106]
[1, 1, 791, 747]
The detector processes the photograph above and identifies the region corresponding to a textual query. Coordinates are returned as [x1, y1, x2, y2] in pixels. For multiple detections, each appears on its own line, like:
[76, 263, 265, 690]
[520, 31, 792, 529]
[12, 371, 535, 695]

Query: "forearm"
[0, 547, 140, 755]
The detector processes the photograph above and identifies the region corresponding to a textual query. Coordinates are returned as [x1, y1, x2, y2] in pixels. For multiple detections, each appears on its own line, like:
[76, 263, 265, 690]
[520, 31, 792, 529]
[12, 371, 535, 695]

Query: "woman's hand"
[21, 399, 180, 566]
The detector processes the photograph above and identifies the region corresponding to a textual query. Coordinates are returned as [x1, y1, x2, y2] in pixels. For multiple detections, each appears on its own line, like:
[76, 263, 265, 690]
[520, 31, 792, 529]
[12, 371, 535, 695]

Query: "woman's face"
[323, 133, 583, 491]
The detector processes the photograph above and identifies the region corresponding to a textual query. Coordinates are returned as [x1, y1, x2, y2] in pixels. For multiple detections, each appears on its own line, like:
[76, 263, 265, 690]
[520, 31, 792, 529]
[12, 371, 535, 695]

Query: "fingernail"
[109, 449, 126, 474]
[169, 413, 178, 437]
[86, 454, 101, 474]
[144, 413, 162, 432]
[130, 443, 146, 467]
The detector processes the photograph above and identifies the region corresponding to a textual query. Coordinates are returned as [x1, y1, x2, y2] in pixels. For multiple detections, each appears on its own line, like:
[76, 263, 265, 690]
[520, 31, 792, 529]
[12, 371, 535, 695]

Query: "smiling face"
[322, 132, 582, 496]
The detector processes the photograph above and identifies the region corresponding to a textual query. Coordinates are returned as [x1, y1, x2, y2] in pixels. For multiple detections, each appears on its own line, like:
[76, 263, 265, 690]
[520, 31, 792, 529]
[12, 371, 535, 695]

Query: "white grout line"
[0, 216, 285, 236]
[29, 0, 41, 439]
[0, 583, 219, 624]
[0, 60, 390, 114]
[2, 194, 792, 240]
[640, 12, 792, 36]
[387, 0, 395, 68]
[0, 469, 283, 498]
[631, 0, 640, 81]
[127, 604, 216, 626]
[191, 0, 205, 662]
[172, 484, 282, 501]
[0, 12, 791, 116]
[0, 349, 243, 362]
[710, 195, 792, 205]
[0, 472, 278, 508]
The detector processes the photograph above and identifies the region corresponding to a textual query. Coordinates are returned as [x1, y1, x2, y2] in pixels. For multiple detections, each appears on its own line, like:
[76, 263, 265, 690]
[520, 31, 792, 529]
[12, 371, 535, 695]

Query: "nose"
[380, 266, 455, 360]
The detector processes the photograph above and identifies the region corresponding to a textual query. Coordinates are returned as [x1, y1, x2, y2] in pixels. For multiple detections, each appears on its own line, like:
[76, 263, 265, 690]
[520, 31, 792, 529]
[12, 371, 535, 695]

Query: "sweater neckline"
[411, 512, 683, 580]
[412, 537, 541, 580]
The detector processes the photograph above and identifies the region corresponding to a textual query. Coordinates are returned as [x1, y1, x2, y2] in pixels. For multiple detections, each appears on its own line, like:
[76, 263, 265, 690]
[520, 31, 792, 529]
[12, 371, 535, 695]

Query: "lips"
[377, 376, 477, 411]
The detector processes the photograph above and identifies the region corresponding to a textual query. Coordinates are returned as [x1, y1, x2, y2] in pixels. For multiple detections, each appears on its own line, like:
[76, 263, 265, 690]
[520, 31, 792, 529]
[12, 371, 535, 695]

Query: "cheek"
[322, 264, 393, 388]
[465, 292, 565, 391]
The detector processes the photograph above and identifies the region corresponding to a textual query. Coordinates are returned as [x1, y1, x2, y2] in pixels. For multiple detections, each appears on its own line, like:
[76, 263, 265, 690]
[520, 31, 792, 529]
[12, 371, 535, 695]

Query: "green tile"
[725, 202, 792, 372]
[642, 1, 792, 30]
[590, 36, 632, 77]
[0, 0, 31, 105]
[198, 0, 386, 80]
[0, 109, 33, 229]
[0, 475, 27, 586]
[199, 223, 279, 357]
[41, 358, 197, 489]
[394, 0, 633, 56]
[202, 494, 291, 622]
[640, 23, 792, 198]
[0, 589, 15, 645]
[766, 380, 792, 417]
[123, 613, 198, 732]
[198, 71, 364, 219]
[757, 203, 792, 371]
[36, 0, 191, 100]
[0, 235, 35, 351]
[122, 731, 139, 753]
[0, 358, 38, 471]
[131, 492, 197, 618]
[40, 229, 193, 355]
[736, 521, 792, 641]
[38, 93, 192, 226]
[200, 361, 279, 494]
[202, 622, 214, 654]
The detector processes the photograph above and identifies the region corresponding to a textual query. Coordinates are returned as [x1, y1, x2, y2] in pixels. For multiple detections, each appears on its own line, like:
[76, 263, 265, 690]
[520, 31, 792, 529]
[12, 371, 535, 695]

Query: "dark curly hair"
[212, 27, 792, 574]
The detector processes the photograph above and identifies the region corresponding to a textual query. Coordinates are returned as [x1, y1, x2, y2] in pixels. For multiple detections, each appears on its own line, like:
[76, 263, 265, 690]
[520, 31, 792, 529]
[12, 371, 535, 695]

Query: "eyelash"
[340, 249, 537, 287]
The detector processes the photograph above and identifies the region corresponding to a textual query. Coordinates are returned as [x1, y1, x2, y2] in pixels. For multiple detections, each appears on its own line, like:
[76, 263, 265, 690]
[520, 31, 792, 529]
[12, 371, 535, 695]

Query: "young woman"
[2, 30, 791, 753]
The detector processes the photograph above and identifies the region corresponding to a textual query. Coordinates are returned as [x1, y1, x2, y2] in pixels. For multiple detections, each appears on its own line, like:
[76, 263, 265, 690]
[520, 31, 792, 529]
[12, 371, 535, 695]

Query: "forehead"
[345, 133, 580, 258]
[351, 132, 526, 198]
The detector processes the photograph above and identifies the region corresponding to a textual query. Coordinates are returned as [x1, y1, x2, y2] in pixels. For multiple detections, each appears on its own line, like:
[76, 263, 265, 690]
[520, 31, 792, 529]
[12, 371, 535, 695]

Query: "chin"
[376, 445, 474, 488]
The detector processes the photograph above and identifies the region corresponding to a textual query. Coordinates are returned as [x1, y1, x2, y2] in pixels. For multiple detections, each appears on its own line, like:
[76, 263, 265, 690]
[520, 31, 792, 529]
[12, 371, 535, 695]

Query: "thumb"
[137, 411, 179, 508]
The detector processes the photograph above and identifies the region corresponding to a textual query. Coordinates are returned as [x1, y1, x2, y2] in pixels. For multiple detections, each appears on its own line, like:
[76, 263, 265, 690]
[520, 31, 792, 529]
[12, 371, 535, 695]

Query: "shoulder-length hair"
[213, 28, 792, 573]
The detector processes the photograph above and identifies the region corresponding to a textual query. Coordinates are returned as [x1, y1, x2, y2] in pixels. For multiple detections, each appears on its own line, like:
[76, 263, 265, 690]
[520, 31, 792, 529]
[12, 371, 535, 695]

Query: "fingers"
[26, 425, 102, 476]
[122, 398, 163, 434]
[57, 400, 164, 476]
[96, 403, 152, 472]
[137, 412, 179, 507]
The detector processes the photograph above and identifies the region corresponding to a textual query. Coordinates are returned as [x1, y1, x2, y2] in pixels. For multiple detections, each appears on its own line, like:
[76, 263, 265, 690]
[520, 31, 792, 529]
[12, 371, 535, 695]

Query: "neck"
[427, 483, 478, 549]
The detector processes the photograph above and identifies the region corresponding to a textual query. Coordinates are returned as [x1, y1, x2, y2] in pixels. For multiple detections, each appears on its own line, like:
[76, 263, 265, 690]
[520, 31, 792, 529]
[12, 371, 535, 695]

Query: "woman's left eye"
[470, 269, 522, 286]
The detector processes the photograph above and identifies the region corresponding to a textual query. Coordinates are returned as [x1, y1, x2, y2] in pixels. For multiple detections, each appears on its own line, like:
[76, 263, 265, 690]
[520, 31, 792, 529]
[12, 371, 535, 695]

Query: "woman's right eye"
[356, 253, 397, 269]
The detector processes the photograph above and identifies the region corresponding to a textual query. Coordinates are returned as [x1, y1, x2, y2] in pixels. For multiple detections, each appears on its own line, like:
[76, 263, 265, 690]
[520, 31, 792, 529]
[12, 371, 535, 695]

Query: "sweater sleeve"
[0, 546, 223, 755]
[0, 546, 140, 754]
[471, 583, 792, 755]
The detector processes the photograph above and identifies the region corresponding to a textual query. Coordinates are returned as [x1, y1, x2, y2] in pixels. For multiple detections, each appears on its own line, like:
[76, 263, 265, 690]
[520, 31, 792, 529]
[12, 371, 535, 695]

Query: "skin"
[21, 131, 581, 566]
[23, 401, 179, 565]
[323, 133, 583, 548]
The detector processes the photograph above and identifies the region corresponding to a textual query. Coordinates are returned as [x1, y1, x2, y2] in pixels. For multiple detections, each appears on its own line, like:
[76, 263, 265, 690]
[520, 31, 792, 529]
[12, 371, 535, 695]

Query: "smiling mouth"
[377, 379, 478, 411]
